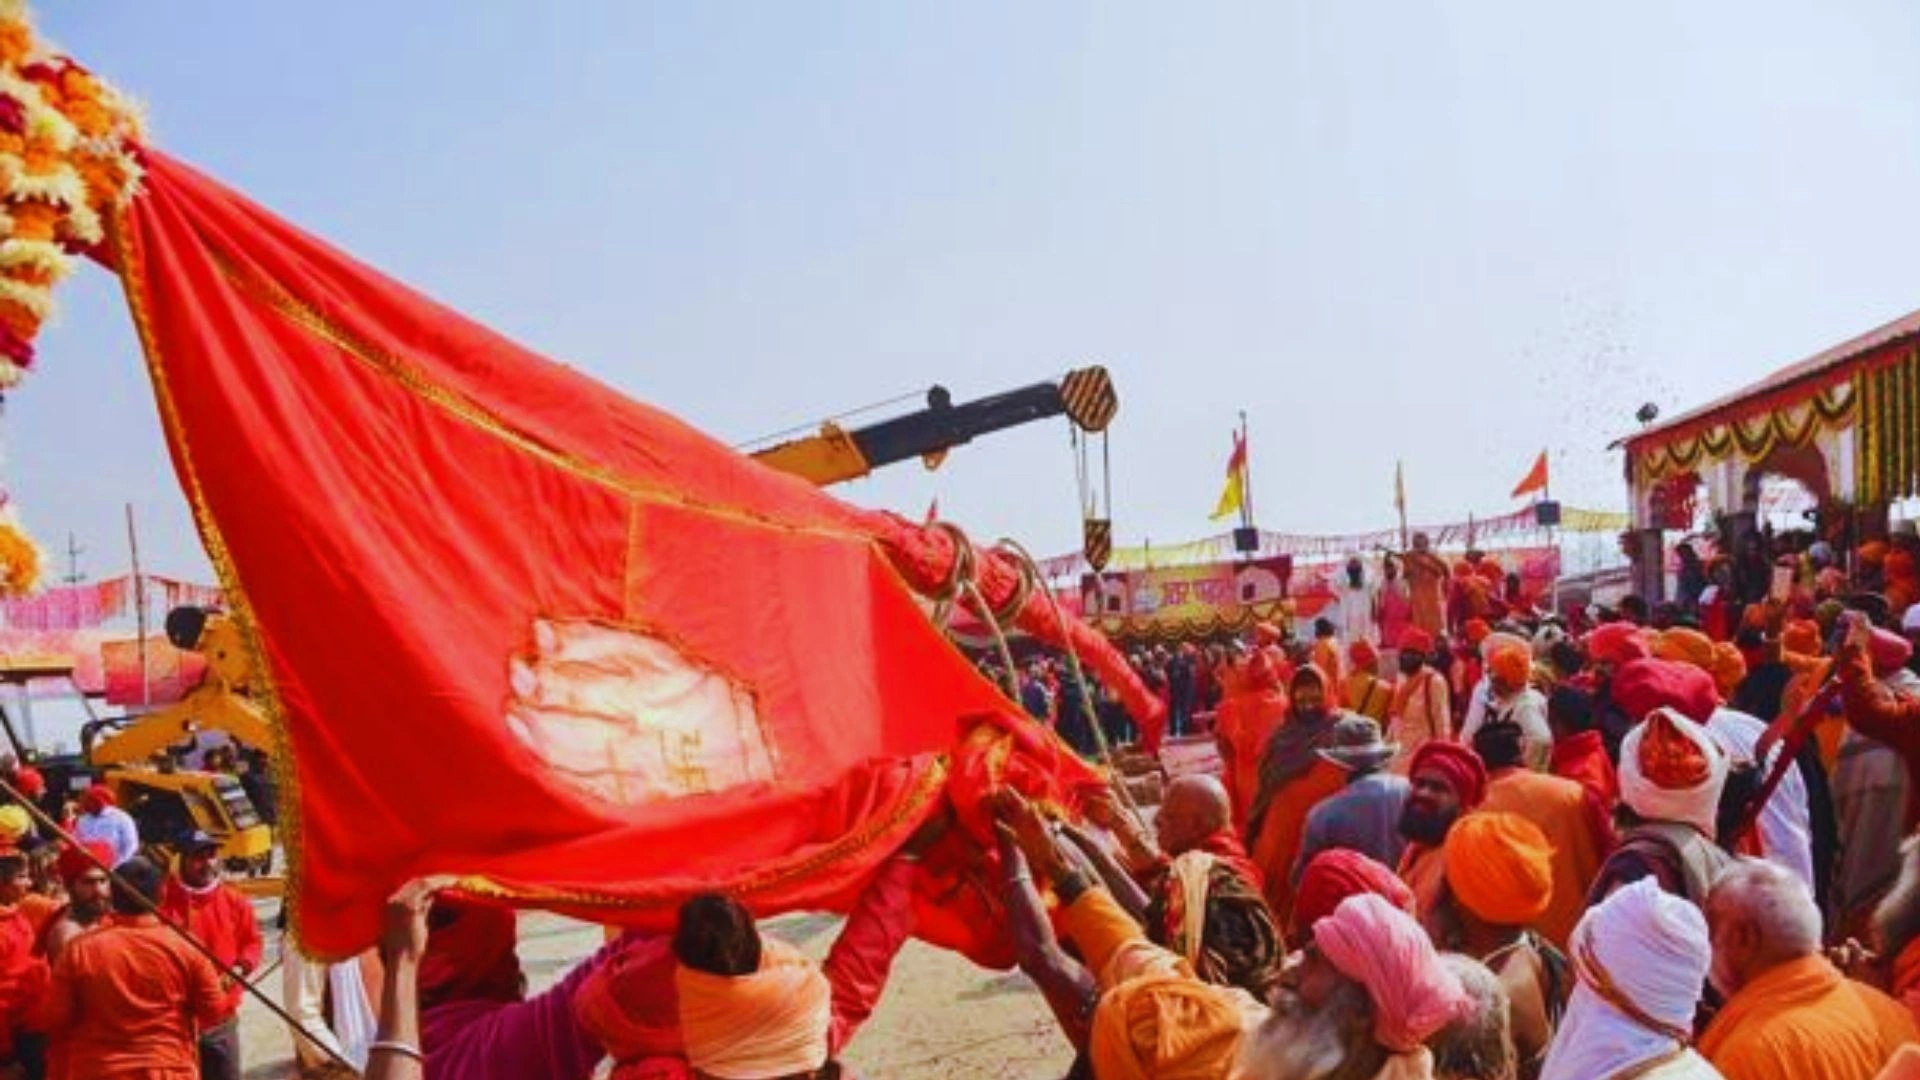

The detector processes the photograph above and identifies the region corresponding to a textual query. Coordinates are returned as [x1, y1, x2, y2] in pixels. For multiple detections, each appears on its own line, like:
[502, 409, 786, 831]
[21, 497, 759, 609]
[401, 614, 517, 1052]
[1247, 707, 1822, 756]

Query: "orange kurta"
[1214, 685, 1287, 838]
[1313, 640, 1346, 707]
[1248, 760, 1345, 925]
[1398, 843, 1448, 939]
[37, 915, 228, 1080]
[1482, 769, 1610, 949]
[1404, 552, 1449, 637]
[1699, 955, 1917, 1080]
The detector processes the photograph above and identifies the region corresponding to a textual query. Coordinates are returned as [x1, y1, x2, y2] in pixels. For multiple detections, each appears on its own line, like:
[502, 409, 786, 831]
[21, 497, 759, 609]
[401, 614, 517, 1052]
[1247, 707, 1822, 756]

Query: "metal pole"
[1237, 411, 1255, 530]
[126, 503, 147, 709]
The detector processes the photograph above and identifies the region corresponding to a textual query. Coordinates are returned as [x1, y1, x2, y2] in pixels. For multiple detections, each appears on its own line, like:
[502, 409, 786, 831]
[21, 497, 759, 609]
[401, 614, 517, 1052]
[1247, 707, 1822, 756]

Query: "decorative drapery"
[1631, 379, 1857, 485]
[1857, 346, 1920, 504]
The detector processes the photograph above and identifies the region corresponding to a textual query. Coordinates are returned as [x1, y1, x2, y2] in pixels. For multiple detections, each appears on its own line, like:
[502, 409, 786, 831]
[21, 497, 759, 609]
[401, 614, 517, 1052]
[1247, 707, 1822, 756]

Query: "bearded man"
[1397, 741, 1489, 931]
[1389, 628, 1453, 772]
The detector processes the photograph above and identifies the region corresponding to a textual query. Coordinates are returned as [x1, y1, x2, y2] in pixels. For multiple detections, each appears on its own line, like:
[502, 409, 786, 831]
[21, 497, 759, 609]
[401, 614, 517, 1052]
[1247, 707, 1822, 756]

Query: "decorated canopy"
[1620, 306, 1920, 529]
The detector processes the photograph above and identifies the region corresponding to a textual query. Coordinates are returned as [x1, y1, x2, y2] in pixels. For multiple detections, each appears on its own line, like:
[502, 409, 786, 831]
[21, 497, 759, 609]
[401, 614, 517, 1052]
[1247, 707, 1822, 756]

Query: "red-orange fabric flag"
[1511, 450, 1549, 500]
[108, 152, 1134, 958]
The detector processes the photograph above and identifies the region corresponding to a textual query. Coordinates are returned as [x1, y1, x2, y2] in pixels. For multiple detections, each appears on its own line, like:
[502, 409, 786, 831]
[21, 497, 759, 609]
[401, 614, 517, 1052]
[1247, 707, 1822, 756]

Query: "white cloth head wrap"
[1618, 707, 1729, 839]
[1539, 877, 1710, 1080]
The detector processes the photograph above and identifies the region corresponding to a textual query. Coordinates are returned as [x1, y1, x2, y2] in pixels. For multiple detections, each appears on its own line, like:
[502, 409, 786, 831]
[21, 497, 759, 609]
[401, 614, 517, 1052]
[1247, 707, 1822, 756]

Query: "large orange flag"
[109, 152, 1145, 957]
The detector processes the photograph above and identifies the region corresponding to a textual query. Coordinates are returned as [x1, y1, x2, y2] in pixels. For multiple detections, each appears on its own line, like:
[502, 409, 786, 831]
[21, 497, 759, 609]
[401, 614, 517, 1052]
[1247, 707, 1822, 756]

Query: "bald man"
[1080, 775, 1283, 997]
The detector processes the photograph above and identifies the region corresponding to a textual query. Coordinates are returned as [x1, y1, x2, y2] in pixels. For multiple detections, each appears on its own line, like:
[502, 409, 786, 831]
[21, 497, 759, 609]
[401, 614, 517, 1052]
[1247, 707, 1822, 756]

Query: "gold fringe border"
[105, 197, 318, 951]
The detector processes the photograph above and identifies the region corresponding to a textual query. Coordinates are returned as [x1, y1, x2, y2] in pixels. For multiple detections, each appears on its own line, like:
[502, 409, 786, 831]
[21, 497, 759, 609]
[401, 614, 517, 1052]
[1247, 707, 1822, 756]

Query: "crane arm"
[751, 366, 1115, 486]
[88, 683, 275, 766]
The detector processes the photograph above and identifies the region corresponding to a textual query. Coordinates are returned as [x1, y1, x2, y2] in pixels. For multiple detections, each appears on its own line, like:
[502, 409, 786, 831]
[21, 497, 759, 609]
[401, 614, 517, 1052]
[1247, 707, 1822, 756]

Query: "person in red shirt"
[39, 855, 227, 1080]
[159, 831, 261, 1080]
[0, 839, 49, 1077]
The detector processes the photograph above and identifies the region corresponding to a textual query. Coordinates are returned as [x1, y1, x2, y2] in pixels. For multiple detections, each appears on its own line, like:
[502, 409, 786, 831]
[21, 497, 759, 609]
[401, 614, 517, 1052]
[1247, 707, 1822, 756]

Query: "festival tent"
[0, 11, 1159, 958]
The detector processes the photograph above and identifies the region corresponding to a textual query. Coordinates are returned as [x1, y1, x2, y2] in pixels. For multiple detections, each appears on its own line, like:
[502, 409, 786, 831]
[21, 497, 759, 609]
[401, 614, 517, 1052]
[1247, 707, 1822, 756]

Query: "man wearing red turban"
[1294, 848, 1415, 931]
[1388, 628, 1452, 773]
[1396, 741, 1487, 934]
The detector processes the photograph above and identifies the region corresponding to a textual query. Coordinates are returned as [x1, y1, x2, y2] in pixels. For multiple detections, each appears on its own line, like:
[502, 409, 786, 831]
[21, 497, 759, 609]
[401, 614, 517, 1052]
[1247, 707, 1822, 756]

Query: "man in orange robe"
[1403, 533, 1450, 638]
[1213, 650, 1288, 839]
[1246, 664, 1345, 924]
[1474, 717, 1613, 949]
[39, 857, 228, 1080]
[1701, 859, 1917, 1080]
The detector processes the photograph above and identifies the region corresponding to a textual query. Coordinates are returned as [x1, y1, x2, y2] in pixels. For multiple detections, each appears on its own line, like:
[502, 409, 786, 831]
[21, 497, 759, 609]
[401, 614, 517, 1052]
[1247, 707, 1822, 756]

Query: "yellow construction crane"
[750, 367, 1117, 486]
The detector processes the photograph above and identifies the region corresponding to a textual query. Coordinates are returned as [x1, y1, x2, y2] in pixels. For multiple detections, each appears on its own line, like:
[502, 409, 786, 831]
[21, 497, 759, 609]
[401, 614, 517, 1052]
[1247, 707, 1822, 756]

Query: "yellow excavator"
[749, 366, 1117, 486]
[76, 606, 276, 878]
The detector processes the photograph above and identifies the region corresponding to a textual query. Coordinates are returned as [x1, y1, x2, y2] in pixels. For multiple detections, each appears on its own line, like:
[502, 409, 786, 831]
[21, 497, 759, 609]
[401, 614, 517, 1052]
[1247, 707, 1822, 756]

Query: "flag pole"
[1237, 411, 1254, 530]
[1396, 460, 1409, 551]
[1545, 452, 1562, 616]
[126, 502, 147, 709]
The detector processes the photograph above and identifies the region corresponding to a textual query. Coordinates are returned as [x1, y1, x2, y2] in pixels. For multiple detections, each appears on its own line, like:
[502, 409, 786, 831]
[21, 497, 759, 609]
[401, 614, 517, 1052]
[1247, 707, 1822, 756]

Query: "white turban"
[1618, 708, 1729, 839]
[675, 939, 832, 1079]
[1539, 878, 1710, 1080]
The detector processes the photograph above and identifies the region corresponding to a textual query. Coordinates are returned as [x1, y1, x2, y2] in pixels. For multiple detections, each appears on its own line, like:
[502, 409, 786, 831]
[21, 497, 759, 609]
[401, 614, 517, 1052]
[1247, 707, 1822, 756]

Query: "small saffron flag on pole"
[1211, 431, 1248, 520]
[1511, 450, 1550, 500]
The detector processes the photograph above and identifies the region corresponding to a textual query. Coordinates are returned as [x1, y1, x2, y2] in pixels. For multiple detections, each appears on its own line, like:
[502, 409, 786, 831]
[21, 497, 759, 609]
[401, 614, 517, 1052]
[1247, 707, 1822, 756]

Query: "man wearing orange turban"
[1442, 812, 1566, 1077]
[1345, 638, 1393, 723]
[1473, 711, 1612, 951]
[1461, 643, 1551, 772]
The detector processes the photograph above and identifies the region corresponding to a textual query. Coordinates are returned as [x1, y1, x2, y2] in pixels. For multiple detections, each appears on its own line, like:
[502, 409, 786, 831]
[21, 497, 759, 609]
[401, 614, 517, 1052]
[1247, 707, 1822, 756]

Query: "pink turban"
[1312, 893, 1473, 1053]
[1872, 627, 1915, 677]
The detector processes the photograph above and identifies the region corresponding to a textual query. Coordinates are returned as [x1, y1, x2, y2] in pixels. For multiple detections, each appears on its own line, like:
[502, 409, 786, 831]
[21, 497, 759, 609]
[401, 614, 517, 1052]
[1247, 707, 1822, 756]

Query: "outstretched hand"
[990, 789, 1067, 882]
[382, 876, 459, 965]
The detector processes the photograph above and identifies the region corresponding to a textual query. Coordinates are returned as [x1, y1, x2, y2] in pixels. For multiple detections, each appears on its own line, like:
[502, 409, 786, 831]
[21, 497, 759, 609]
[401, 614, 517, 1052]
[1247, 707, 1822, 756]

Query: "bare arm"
[1057, 823, 1151, 922]
[367, 878, 454, 1080]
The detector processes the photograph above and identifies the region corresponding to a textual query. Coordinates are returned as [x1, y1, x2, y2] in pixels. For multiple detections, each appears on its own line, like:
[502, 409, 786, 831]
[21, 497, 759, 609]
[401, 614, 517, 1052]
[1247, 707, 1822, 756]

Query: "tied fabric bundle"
[675, 939, 831, 1080]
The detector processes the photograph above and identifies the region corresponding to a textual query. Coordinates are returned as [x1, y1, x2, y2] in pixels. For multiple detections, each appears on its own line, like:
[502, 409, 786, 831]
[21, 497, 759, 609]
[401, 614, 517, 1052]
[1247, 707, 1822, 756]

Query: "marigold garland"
[0, 0, 142, 388]
[0, 515, 40, 597]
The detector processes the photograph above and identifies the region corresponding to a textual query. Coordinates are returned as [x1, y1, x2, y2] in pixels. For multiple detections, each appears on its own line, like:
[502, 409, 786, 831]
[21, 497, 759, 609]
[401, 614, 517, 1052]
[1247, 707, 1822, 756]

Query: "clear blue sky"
[16, 1, 1920, 583]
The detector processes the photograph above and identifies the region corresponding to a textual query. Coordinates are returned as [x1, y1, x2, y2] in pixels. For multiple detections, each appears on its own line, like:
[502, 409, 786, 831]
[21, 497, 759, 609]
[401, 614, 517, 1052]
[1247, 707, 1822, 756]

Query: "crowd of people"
[6, 528, 1920, 1078]
[297, 528, 1920, 1079]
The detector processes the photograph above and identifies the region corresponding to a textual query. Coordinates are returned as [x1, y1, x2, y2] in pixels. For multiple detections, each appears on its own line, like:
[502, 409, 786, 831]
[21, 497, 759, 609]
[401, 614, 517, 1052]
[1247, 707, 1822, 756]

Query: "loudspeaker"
[1535, 501, 1562, 527]
[1233, 526, 1260, 554]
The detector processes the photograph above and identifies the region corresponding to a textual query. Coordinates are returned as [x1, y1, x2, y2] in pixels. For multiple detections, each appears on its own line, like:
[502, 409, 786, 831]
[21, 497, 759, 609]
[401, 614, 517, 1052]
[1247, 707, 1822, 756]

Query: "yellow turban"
[1711, 642, 1747, 701]
[0, 805, 29, 844]
[1443, 811, 1555, 926]
[1089, 972, 1256, 1080]
[675, 938, 831, 1079]
[1651, 627, 1717, 676]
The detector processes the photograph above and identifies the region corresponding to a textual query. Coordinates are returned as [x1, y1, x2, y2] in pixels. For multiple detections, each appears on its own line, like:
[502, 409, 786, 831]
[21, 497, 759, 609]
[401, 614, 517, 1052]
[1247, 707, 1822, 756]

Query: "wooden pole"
[126, 503, 147, 708]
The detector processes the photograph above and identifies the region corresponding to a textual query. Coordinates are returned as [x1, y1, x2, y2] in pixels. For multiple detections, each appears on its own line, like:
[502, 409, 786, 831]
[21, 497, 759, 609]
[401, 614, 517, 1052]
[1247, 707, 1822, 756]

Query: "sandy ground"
[238, 906, 1074, 1079]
